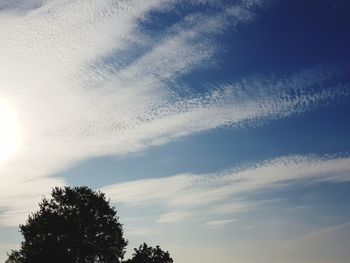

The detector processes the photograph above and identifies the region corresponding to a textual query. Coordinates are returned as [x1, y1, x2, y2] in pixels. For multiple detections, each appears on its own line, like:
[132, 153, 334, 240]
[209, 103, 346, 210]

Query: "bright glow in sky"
[0, 0, 350, 262]
[0, 100, 19, 162]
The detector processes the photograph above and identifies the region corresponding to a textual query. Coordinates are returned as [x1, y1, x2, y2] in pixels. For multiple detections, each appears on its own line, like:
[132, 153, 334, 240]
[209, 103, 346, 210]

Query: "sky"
[0, 0, 350, 262]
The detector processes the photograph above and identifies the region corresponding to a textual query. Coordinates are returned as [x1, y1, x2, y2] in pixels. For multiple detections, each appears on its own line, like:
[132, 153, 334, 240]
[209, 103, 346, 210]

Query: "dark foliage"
[7, 186, 127, 263]
[125, 243, 173, 263]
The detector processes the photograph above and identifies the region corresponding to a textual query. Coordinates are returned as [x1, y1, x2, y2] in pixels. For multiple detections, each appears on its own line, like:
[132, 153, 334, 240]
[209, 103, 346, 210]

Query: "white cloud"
[0, 0, 348, 227]
[0, 0, 277, 226]
[157, 211, 190, 223]
[102, 154, 350, 220]
[203, 219, 236, 229]
[209, 199, 279, 214]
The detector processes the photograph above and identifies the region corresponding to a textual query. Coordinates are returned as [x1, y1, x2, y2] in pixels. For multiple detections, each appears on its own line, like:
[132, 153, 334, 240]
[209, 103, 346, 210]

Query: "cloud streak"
[102, 154, 350, 222]
[203, 219, 236, 229]
[0, 0, 349, 227]
[157, 211, 191, 223]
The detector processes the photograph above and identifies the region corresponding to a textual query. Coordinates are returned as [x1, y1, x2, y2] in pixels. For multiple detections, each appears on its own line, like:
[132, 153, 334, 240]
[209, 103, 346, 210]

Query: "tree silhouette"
[125, 243, 173, 263]
[6, 186, 127, 263]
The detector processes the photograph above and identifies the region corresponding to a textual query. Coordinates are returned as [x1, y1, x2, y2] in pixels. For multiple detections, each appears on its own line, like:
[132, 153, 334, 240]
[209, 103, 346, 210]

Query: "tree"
[125, 243, 173, 263]
[7, 186, 127, 263]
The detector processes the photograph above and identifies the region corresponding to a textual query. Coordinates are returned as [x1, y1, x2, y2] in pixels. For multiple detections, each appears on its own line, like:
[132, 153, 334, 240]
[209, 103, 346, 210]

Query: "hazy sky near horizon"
[1, 0, 350, 262]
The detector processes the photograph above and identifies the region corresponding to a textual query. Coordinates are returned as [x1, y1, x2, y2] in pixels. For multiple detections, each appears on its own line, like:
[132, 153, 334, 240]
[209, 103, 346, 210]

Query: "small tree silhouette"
[6, 186, 174, 263]
[125, 243, 173, 263]
[7, 186, 127, 263]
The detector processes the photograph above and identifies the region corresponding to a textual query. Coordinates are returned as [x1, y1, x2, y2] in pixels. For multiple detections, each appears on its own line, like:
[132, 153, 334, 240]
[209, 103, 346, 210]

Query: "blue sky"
[0, 1, 350, 262]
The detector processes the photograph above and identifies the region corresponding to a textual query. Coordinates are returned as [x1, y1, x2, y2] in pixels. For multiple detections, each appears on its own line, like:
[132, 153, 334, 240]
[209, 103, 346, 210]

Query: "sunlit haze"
[0, 100, 19, 162]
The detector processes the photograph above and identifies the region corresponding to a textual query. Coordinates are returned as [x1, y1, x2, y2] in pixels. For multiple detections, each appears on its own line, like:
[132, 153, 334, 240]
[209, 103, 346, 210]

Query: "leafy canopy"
[7, 186, 127, 263]
[126, 243, 174, 263]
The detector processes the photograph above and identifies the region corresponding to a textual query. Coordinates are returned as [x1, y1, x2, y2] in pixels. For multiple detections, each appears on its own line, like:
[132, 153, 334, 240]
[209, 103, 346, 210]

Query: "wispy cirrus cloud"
[0, 0, 276, 226]
[157, 211, 191, 223]
[209, 199, 279, 214]
[203, 219, 236, 229]
[0, 0, 349, 227]
[102, 154, 350, 223]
